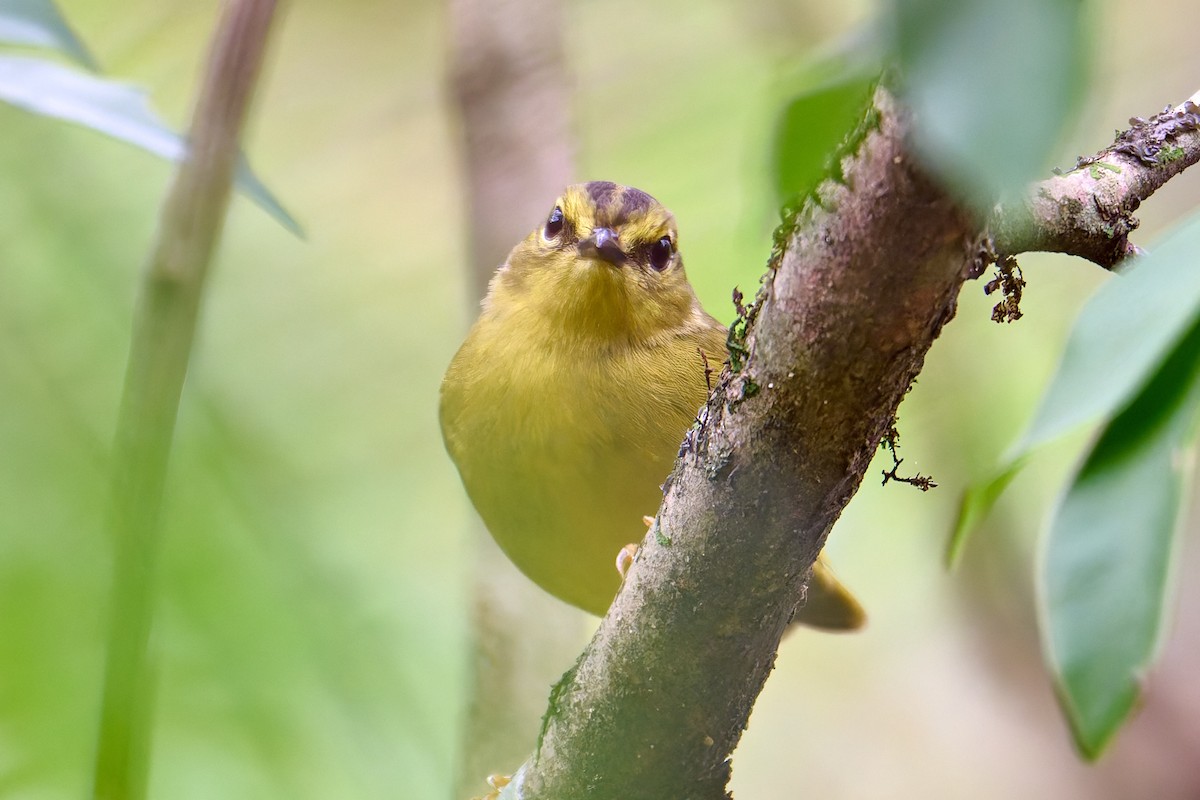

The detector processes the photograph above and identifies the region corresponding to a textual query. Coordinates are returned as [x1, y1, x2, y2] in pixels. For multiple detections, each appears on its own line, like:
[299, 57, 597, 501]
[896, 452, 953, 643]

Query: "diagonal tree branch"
[510, 85, 975, 800]
[497, 87, 1200, 799]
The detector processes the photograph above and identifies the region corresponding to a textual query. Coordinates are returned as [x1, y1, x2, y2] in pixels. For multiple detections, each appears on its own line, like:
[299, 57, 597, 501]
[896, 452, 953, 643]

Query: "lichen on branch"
[989, 98, 1200, 270]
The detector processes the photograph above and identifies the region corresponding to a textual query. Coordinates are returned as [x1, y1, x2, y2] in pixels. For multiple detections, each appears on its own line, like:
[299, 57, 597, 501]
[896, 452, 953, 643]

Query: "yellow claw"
[615, 543, 639, 579]
[471, 773, 511, 800]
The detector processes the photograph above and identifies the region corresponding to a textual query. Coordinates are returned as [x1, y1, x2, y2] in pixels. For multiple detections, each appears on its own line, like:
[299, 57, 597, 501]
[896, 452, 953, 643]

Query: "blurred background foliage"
[2, 0, 1199, 798]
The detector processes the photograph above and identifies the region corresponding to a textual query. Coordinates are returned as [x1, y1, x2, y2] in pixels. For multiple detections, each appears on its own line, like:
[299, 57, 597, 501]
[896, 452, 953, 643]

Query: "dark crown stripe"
[583, 181, 657, 225]
[616, 187, 654, 220]
[584, 181, 620, 211]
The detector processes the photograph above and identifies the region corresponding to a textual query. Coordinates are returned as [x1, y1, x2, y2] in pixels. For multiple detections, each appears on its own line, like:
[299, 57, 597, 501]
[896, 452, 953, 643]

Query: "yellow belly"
[440, 323, 710, 615]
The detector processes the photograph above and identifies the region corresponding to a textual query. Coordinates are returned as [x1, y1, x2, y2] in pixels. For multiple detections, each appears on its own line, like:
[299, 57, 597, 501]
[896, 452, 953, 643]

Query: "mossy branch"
[90, 2, 279, 798]
[504, 85, 973, 800]
[497, 87, 1200, 800]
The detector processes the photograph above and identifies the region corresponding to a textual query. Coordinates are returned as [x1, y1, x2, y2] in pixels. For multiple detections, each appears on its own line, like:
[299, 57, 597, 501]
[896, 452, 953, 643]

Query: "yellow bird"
[440, 182, 863, 630]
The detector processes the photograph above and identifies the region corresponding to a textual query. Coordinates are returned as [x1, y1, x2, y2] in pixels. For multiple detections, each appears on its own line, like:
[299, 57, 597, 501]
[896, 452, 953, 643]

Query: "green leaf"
[949, 213, 1200, 568]
[772, 41, 878, 203]
[232, 156, 303, 238]
[1015, 212, 1200, 455]
[0, 54, 301, 236]
[891, 0, 1087, 205]
[945, 457, 1024, 568]
[1042, 318, 1200, 758]
[0, 0, 97, 69]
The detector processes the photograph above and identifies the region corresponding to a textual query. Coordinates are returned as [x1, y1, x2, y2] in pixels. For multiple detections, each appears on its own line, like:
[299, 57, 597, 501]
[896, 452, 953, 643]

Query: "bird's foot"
[471, 773, 510, 800]
[615, 543, 639, 578]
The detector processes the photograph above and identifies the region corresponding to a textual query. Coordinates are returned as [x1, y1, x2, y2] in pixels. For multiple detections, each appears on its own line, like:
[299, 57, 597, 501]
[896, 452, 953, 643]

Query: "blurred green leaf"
[891, 0, 1087, 205]
[0, 0, 97, 69]
[0, 54, 301, 236]
[1016, 212, 1200, 454]
[1042, 317, 1200, 758]
[945, 457, 1024, 568]
[951, 213, 1200, 559]
[772, 43, 877, 202]
[233, 161, 302, 238]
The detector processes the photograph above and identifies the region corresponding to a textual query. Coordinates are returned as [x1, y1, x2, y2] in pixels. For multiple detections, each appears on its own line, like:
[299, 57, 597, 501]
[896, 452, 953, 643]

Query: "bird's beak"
[578, 227, 626, 266]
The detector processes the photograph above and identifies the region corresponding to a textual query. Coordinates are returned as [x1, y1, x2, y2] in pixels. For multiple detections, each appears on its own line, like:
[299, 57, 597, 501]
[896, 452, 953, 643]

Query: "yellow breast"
[440, 304, 721, 614]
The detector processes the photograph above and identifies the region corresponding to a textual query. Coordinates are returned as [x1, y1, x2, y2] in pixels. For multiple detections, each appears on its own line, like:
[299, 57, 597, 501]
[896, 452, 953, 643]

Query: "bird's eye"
[544, 207, 564, 239]
[649, 236, 674, 271]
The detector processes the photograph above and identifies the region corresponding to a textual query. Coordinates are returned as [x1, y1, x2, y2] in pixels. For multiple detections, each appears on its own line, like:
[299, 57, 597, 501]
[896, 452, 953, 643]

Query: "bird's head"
[490, 181, 701, 344]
